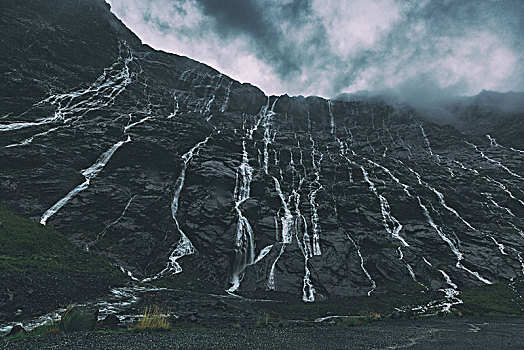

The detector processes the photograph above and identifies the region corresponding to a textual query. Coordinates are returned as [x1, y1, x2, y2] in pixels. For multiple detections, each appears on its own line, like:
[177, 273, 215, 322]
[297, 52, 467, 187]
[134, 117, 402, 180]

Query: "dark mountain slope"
[0, 205, 122, 322]
[0, 0, 523, 315]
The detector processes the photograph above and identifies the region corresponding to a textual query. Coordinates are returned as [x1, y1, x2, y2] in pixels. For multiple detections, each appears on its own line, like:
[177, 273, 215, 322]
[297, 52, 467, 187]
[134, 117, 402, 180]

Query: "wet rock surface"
[0, 0, 523, 319]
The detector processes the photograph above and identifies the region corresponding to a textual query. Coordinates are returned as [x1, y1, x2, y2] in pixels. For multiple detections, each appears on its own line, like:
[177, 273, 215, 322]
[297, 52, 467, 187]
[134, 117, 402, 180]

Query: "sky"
[106, 0, 524, 99]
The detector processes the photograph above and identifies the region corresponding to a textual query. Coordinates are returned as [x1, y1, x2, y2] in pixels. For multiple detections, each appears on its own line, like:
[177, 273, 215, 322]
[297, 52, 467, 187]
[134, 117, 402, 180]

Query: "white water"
[40, 136, 131, 225]
[485, 176, 524, 208]
[88, 195, 137, 250]
[228, 140, 255, 292]
[483, 192, 515, 217]
[297, 216, 316, 301]
[423, 257, 433, 266]
[220, 81, 233, 113]
[486, 134, 500, 148]
[417, 196, 492, 284]
[409, 167, 476, 231]
[366, 158, 413, 198]
[510, 147, 524, 154]
[436, 269, 463, 312]
[267, 243, 286, 290]
[272, 174, 294, 244]
[293, 184, 316, 301]
[309, 135, 323, 255]
[228, 101, 283, 292]
[253, 245, 273, 264]
[0, 286, 167, 335]
[262, 98, 278, 173]
[147, 134, 212, 281]
[167, 92, 180, 119]
[397, 247, 422, 286]
[328, 100, 335, 134]
[199, 74, 224, 119]
[5, 126, 65, 148]
[124, 115, 153, 132]
[453, 160, 479, 175]
[346, 234, 376, 296]
[360, 165, 409, 247]
[1, 42, 133, 135]
[466, 140, 523, 180]
[418, 124, 433, 157]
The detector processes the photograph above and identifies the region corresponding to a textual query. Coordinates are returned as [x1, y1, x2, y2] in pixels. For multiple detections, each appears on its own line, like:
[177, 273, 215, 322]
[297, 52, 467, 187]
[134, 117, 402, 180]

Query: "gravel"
[2, 316, 523, 350]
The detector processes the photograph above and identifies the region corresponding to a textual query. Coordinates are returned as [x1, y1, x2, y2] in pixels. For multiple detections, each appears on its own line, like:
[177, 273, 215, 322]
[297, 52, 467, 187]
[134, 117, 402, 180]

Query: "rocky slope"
[1, 0, 523, 312]
[0, 206, 123, 324]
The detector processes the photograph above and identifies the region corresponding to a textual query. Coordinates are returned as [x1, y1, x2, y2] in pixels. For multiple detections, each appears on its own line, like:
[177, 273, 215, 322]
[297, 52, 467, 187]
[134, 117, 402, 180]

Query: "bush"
[131, 306, 171, 331]
[57, 305, 94, 332]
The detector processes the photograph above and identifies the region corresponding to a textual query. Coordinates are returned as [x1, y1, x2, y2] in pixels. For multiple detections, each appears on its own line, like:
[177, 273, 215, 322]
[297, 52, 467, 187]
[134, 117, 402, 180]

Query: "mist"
[106, 0, 524, 100]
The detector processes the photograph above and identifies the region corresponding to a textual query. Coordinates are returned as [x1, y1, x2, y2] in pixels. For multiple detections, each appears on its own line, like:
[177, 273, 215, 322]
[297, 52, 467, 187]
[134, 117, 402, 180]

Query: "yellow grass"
[132, 305, 171, 331]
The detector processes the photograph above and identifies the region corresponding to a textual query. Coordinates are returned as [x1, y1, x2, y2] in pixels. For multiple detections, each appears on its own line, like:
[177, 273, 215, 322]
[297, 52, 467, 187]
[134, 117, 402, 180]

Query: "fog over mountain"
[106, 0, 524, 98]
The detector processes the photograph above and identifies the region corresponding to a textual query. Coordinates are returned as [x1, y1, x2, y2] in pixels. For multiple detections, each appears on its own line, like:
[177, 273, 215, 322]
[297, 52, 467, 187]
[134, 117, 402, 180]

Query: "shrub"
[131, 306, 171, 331]
[57, 305, 93, 332]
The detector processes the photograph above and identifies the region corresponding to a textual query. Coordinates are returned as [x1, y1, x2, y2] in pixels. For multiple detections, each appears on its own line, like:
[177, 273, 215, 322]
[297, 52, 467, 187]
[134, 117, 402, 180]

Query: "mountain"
[1, 0, 523, 314]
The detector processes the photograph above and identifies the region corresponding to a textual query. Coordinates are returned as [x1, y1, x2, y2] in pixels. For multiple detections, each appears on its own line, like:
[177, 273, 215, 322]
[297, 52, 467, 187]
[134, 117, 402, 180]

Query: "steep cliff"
[1, 0, 523, 312]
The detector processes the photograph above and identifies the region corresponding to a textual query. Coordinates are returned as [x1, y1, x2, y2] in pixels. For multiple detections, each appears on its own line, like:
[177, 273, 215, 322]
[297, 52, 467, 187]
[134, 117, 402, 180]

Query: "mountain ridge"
[1, 0, 523, 314]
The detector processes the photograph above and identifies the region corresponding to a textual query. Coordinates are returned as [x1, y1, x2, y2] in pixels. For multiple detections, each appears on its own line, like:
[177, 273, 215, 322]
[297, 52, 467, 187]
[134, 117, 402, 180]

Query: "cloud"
[106, 0, 524, 98]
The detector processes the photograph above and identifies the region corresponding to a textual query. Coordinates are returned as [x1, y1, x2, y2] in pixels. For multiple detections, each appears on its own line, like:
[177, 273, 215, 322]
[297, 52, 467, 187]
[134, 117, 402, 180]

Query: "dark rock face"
[1, 0, 523, 305]
[100, 314, 119, 330]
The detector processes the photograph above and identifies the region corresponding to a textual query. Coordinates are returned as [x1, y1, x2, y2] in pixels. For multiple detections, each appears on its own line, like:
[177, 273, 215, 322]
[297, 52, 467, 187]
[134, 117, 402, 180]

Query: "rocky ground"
[2, 316, 524, 350]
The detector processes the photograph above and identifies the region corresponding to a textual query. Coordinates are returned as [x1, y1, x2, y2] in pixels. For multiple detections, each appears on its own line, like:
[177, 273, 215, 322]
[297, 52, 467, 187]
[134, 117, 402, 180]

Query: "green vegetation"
[0, 206, 117, 274]
[459, 283, 524, 315]
[131, 306, 171, 331]
[56, 305, 94, 332]
[5, 320, 60, 341]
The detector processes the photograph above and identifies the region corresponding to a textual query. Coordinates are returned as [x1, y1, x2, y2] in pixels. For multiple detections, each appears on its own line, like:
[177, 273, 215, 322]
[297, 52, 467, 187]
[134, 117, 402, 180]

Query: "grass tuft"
[131, 305, 171, 331]
[255, 314, 270, 327]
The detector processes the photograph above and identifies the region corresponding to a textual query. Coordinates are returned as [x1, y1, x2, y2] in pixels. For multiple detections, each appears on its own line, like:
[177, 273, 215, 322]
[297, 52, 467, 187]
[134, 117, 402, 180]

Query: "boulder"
[6, 324, 26, 337]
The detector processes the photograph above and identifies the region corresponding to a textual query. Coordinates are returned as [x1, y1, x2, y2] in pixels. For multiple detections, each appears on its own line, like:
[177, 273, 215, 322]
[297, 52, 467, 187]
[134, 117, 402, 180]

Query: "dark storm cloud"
[107, 0, 524, 98]
[194, 0, 307, 77]
[195, 0, 270, 37]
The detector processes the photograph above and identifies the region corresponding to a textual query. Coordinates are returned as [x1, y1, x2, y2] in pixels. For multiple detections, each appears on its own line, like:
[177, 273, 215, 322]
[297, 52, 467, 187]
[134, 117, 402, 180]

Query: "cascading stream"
[228, 99, 279, 292]
[418, 123, 439, 162]
[220, 81, 233, 113]
[416, 196, 492, 284]
[346, 234, 376, 296]
[87, 195, 137, 250]
[145, 134, 213, 282]
[398, 247, 426, 289]
[262, 98, 279, 174]
[228, 140, 255, 292]
[465, 140, 523, 181]
[1, 41, 134, 138]
[359, 164, 409, 247]
[40, 135, 131, 225]
[308, 135, 323, 256]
